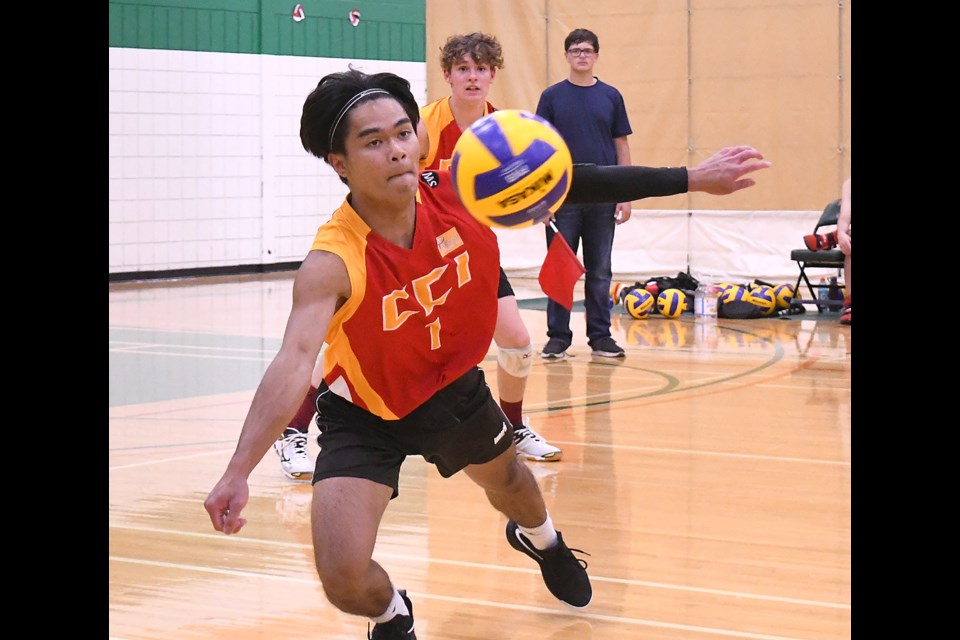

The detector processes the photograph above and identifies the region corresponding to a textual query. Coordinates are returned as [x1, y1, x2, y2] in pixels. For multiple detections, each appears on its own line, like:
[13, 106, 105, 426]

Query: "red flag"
[538, 232, 585, 311]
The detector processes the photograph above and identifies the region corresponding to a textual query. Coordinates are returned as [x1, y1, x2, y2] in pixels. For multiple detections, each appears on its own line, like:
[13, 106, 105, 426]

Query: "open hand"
[687, 145, 772, 195]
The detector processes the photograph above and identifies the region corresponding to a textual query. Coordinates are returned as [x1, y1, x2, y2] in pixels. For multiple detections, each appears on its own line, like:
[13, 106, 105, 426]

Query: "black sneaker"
[505, 520, 592, 608]
[541, 338, 569, 359]
[589, 336, 625, 358]
[368, 590, 416, 639]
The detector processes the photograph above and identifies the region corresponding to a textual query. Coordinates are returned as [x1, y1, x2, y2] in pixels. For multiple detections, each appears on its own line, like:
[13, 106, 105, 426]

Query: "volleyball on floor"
[720, 284, 748, 305]
[624, 288, 655, 319]
[746, 285, 777, 316]
[450, 110, 573, 229]
[610, 281, 627, 304]
[773, 283, 796, 309]
[657, 288, 687, 318]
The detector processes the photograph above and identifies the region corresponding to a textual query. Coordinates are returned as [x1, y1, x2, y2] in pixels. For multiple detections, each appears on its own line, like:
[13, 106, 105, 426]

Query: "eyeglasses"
[567, 48, 596, 57]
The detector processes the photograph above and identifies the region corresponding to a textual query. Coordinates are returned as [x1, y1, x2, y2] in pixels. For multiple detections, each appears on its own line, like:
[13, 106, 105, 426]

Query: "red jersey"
[419, 97, 497, 171]
[312, 170, 500, 420]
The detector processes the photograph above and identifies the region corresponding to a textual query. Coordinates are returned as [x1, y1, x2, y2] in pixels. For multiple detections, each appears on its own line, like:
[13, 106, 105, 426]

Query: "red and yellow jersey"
[419, 97, 497, 171]
[312, 170, 500, 420]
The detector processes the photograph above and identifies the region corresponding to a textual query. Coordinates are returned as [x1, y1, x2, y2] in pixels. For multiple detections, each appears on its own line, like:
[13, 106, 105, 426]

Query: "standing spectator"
[419, 32, 561, 461]
[536, 28, 633, 359]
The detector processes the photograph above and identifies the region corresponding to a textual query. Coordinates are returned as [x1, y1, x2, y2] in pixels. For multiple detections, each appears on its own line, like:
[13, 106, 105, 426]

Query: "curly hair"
[438, 32, 504, 72]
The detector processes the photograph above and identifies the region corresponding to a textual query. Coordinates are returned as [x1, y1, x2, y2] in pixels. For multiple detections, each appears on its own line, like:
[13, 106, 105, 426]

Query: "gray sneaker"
[541, 338, 569, 359]
[589, 336, 625, 358]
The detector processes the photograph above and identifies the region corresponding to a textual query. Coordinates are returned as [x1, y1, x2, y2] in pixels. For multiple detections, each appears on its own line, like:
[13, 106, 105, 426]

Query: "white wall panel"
[494, 209, 826, 285]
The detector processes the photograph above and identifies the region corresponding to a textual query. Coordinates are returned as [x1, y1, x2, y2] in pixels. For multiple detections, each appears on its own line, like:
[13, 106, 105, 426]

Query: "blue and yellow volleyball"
[773, 283, 796, 309]
[451, 110, 573, 229]
[624, 288, 655, 319]
[657, 288, 687, 318]
[746, 285, 778, 316]
[720, 284, 748, 305]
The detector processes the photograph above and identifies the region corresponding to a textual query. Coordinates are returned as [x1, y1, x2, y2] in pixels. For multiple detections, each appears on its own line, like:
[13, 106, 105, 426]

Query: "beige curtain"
[426, 0, 851, 212]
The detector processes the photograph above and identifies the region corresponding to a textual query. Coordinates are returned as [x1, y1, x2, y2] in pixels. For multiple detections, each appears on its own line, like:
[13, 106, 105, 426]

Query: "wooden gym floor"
[109, 272, 851, 640]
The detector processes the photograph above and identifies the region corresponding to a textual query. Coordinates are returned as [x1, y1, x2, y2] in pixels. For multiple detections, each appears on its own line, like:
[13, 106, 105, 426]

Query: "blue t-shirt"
[536, 78, 632, 166]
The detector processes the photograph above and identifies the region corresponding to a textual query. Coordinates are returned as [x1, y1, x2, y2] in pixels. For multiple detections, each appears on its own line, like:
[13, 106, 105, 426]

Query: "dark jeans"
[545, 202, 617, 346]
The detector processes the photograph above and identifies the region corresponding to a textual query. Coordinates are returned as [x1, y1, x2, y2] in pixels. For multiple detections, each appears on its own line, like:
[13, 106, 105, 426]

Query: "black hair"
[299, 66, 420, 169]
[564, 28, 599, 53]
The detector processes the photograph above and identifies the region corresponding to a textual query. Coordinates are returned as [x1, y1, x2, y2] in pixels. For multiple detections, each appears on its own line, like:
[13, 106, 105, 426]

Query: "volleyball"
[610, 281, 627, 305]
[657, 288, 687, 318]
[450, 110, 573, 229]
[624, 288, 655, 319]
[773, 283, 796, 309]
[720, 284, 748, 305]
[746, 285, 777, 316]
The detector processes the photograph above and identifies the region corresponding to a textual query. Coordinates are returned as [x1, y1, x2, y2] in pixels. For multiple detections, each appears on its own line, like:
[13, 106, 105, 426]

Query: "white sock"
[370, 588, 410, 624]
[518, 513, 558, 550]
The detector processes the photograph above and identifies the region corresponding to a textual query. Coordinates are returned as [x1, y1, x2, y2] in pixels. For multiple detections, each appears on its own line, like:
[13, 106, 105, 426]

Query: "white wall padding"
[497, 208, 827, 285]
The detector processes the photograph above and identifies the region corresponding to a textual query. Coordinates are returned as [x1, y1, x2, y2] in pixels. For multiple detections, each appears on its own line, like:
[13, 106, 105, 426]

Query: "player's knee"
[498, 344, 533, 378]
[496, 311, 531, 348]
[316, 557, 368, 606]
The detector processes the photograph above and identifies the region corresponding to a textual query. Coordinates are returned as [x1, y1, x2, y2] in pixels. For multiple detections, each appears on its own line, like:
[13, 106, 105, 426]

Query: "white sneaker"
[273, 429, 313, 480]
[513, 417, 562, 462]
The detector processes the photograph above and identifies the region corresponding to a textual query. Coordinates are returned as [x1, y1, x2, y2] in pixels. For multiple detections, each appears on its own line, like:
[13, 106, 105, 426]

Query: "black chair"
[789, 199, 845, 313]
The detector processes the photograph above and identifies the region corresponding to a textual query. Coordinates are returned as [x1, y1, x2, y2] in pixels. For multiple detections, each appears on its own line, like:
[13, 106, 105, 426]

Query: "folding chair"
[789, 199, 845, 313]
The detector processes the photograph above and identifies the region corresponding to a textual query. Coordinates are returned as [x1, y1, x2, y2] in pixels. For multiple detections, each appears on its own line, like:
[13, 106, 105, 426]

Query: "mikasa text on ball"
[451, 110, 573, 229]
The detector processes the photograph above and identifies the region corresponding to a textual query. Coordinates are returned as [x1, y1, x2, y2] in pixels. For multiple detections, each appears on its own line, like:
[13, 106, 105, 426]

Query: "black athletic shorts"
[498, 267, 514, 299]
[311, 367, 514, 499]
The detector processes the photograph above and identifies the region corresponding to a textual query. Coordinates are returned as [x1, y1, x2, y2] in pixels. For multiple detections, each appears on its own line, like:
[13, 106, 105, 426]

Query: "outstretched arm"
[565, 145, 771, 204]
[203, 250, 348, 535]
